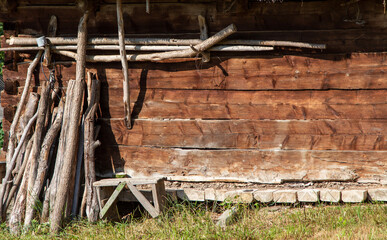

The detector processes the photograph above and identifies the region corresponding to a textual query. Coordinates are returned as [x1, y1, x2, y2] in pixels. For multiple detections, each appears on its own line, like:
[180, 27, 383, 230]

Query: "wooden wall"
[1, 0, 386, 184]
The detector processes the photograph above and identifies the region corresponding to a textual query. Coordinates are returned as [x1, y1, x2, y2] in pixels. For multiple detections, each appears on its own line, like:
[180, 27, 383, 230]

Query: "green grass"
[0, 202, 386, 239]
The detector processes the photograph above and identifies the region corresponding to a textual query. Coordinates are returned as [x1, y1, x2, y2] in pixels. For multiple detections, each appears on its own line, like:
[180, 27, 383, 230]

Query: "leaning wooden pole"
[6, 51, 43, 169]
[84, 75, 101, 222]
[24, 100, 64, 229]
[0, 112, 38, 220]
[117, 0, 131, 129]
[50, 11, 88, 233]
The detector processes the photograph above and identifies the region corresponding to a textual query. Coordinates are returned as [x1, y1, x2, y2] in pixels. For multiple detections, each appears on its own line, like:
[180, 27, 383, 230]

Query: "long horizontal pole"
[7, 37, 326, 49]
[0, 45, 273, 52]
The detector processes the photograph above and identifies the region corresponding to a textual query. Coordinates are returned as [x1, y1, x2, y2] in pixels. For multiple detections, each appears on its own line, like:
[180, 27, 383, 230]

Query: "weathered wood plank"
[100, 120, 386, 150]
[101, 89, 387, 119]
[94, 178, 162, 187]
[4, 53, 387, 90]
[96, 146, 387, 184]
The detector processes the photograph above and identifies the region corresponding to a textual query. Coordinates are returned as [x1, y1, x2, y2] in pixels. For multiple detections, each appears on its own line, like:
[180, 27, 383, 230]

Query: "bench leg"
[152, 179, 166, 213]
[100, 182, 126, 219]
[126, 181, 159, 218]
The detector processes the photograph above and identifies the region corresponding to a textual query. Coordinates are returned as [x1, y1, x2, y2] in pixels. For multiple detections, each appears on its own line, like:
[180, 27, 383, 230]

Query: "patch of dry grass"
[1, 202, 386, 239]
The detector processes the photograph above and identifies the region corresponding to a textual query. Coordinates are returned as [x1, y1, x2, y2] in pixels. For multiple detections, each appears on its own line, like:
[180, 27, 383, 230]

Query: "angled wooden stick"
[24, 100, 64, 229]
[6, 51, 43, 170]
[0, 111, 38, 220]
[117, 0, 132, 129]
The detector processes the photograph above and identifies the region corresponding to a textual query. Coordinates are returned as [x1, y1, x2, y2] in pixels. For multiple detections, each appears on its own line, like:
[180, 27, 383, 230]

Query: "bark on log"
[25, 81, 51, 227]
[84, 75, 101, 222]
[53, 24, 237, 62]
[6, 51, 43, 169]
[0, 112, 38, 221]
[9, 159, 31, 235]
[7, 36, 326, 49]
[46, 84, 74, 220]
[4, 135, 34, 216]
[13, 93, 39, 175]
[50, 10, 88, 233]
[24, 100, 64, 229]
[117, 0, 131, 129]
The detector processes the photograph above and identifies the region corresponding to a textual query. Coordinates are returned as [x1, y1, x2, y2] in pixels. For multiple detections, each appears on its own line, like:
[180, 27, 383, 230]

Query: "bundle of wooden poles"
[0, 12, 102, 234]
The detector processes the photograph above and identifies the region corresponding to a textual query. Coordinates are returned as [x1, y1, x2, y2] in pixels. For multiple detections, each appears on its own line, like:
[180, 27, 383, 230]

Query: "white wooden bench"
[93, 177, 166, 219]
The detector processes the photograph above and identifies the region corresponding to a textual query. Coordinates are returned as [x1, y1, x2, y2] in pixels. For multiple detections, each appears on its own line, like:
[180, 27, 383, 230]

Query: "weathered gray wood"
[50, 10, 88, 233]
[99, 182, 125, 219]
[126, 181, 159, 218]
[8, 37, 326, 49]
[93, 178, 164, 187]
[1, 45, 273, 52]
[151, 179, 166, 213]
[0, 112, 38, 221]
[3, 135, 34, 218]
[25, 81, 51, 227]
[117, 0, 131, 129]
[84, 73, 101, 222]
[44, 83, 74, 222]
[198, 15, 210, 63]
[24, 100, 64, 229]
[8, 160, 31, 234]
[54, 24, 237, 62]
[13, 93, 39, 175]
[6, 51, 43, 171]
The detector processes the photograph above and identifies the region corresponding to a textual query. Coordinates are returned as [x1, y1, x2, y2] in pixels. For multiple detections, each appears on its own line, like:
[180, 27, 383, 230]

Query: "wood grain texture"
[101, 88, 387, 119]
[4, 53, 387, 91]
[100, 119, 386, 150]
[96, 146, 387, 184]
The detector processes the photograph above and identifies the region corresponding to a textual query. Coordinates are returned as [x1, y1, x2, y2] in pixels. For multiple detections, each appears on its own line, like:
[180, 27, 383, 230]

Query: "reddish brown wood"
[101, 88, 387, 119]
[100, 119, 386, 151]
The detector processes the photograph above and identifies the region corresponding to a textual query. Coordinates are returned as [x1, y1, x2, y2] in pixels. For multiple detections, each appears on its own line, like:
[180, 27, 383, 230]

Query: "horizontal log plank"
[95, 146, 387, 184]
[3, 53, 387, 91]
[99, 119, 386, 150]
[101, 88, 387, 119]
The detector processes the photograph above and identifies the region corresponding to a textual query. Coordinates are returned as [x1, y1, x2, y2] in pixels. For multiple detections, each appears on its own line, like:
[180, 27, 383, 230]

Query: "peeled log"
[50, 10, 88, 233]
[53, 24, 237, 62]
[25, 81, 51, 226]
[24, 100, 64, 229]
[84, 76, 101, 222]
[6, 51, 43, 170]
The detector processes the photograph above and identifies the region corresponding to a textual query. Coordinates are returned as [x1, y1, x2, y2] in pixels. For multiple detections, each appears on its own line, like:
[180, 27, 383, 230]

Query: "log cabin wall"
[0, 0, 386, 184]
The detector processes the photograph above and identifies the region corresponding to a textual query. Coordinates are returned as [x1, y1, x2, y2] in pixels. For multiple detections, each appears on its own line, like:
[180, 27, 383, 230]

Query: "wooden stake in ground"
[84, 73, 101, 222]
[50, 10, 88, 233]
[6, 51, 43, 169]
[24, 100, 64, 229]
[116, 0, 131, 129]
